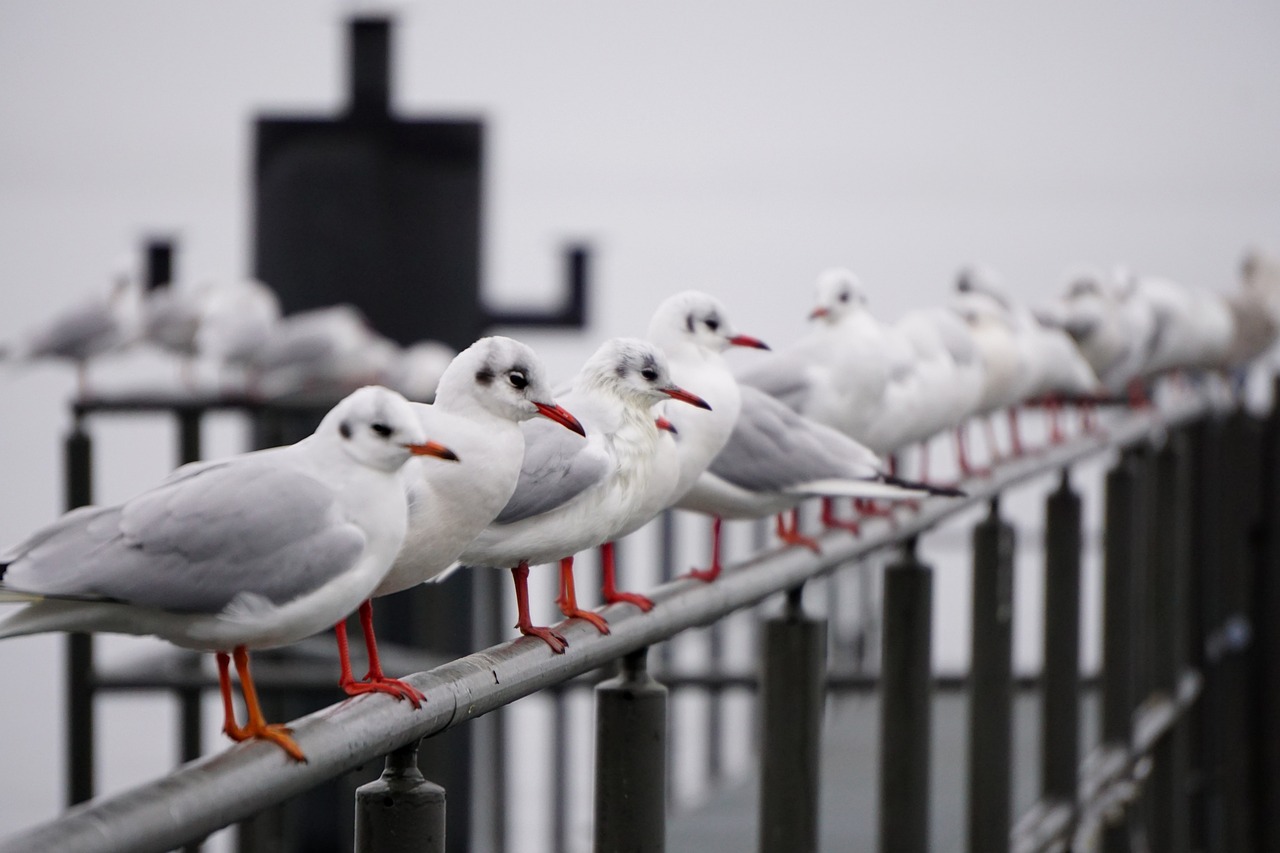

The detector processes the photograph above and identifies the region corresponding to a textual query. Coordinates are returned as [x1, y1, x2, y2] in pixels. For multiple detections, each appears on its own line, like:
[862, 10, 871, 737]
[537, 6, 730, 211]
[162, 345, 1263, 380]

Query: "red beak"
[728, 333, 771, 350]
[534, 401, 587, 436]
[655, 416, 678, 435]
[406, 440, 459, 461]
[662, 386, 712, 410]
[809, 306, 829, 320]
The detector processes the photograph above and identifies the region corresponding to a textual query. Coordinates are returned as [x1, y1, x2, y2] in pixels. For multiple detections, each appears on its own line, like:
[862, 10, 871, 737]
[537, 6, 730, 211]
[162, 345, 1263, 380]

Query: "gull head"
[648, 291, 770, 355]
[581, 338, 711, 411]
[809, 268, 868, 323]
[321, 385, 457, 472]
[434, 336, 584, 435]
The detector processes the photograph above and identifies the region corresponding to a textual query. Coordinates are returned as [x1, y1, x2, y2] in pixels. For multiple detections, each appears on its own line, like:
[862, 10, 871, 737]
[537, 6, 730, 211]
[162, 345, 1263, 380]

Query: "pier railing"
[1, 385, 1273, 852]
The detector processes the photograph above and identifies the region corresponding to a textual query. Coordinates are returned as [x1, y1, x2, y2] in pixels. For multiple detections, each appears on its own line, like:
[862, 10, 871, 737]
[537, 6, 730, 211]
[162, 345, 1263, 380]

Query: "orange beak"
[405, 440, 459, 461]
[728, 333, 770, 350]
[662, 386, 712, 410]
[809, 306, 829, 320]
[534, 401, 587, 437]
[655, 416, 678, 435]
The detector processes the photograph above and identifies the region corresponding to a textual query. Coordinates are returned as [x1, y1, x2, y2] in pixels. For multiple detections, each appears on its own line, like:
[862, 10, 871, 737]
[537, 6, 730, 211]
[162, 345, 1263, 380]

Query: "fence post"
[757, 585, 827, 853]
[595, 647, 667, 853]
[354, 741, 445, 853]
[1042, 469, 1081, 805]
[878, 538, 932, 853]
[968, 498, 1015, 853]
[1101, 450, 1141, 853]
[64, 417, 94, 807]
[175, 408, 204, 781]
[1254, 380, 1280, 852]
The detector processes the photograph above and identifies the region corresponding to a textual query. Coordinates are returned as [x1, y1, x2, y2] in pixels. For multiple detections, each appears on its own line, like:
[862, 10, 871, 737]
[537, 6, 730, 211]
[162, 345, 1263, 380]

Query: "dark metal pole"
[594, 647, 667, 853]
[878, 539, 932, 853]
[175, 409, 204, 780]
[354, 741, 445, 853]
[968, 498, 1015, 853]
[1101, 451, 1140, 853]
[64, 419, 94, 807]
[1041, 469, 1081, 804]
[757, 585, 827, 853]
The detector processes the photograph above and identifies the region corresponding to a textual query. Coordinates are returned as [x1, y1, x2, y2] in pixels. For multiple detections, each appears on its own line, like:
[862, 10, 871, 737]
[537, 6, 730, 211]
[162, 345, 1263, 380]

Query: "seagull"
[736, 268, 891, 446]
[676, 385, 962, 580]
[195, 278, 282, 392]
[0, 385, 458, 761]
[592, 291, 769, 608]
[334, 337, 585, 703]
[1048, 267, 1158, 401]
[457, 338, 710, 653]
[385, 340, 457, 402]
[250, 304, 400, 398]
[6, 269, 143, 395]
[1124, 269, 1236, 379]
[1218, 249, 1280, 376]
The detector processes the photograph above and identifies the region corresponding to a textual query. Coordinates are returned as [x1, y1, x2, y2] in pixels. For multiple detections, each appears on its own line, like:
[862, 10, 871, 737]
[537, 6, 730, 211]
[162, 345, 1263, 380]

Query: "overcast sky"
[0, 2, 1278, 844]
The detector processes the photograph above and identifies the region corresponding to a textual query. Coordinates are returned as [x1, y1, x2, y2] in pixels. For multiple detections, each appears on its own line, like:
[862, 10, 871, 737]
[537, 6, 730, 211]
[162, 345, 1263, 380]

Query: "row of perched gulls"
[1, 273, 456, 400]
[1, 251, 1277, 761]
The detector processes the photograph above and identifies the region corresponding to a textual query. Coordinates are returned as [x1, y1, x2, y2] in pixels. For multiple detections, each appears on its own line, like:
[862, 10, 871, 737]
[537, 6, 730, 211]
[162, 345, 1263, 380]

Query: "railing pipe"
[354, 741, 445, 853]
[968, 498, 1015, 853]
[757, 585, 827, 853]
[878, 539, 933, 853]
[1041, 470, 1081, 805]
[594, 647, 667, 853]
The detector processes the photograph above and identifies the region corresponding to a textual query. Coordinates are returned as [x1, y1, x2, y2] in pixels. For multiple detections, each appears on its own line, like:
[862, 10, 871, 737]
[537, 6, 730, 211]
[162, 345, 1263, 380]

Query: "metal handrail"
[0, 393, 1217, 853]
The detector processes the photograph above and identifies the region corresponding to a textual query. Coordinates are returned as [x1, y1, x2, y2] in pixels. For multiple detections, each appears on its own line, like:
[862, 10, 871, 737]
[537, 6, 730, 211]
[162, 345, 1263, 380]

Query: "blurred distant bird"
[384, 340, 456, 402]
[251, 304, 399, 398]
[195, 278, 282, 391]
[5, 270, 142, 394]
[0, 386, 458, 761]
[1217, 248, 1280, 373]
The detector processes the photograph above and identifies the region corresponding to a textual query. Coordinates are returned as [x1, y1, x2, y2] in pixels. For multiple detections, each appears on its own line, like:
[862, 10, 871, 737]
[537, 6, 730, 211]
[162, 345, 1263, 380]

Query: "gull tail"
[879, 474, 966, 498]
[789, 479, 930, 500]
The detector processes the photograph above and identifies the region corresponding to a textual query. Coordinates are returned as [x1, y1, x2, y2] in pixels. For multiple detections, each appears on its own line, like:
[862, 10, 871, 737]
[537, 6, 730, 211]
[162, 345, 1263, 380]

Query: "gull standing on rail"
[0, 386, 458, 761]
[457, 338, 710, 653]
[333, 337, 584, 702]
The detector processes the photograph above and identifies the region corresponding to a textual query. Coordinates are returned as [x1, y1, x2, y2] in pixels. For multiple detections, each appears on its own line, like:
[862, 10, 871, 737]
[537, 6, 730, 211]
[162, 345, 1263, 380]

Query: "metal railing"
[1, 384, 1273, 852]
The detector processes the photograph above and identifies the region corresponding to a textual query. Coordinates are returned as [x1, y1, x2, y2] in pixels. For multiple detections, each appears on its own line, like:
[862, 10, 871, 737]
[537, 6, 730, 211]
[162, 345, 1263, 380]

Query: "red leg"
[1007, 407, 1025, 457]
[332, 600, 426, 707]
[821, 496, 861, 534]
[775, 508, 821, 553]
[1048, 398, 1066, 445]
[217, 651, 247, 741]
[685, 516, 724, 583]
[228, 646, 306, 762]
[955, 422, 989, 479]
[600, 541, 654, 611]
[555, 556, 610, 634]
[512, 562, 568, 653]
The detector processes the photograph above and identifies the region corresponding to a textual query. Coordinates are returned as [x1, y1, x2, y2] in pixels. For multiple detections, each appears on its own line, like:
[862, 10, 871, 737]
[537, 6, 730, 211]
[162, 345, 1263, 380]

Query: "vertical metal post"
[174, 409, 204, 781]
[1101, 452, 1139, 853]
[1041, 470, 1081, 803]
[968, 499, 1015, 853]
[878, 539, 932, 853]
[1254, 380, 1280, 853]
[594, 647, 667, 853]
[64, 418, 94, 807]
[355, 741, 445, 853]
[757, 585, 827, 853]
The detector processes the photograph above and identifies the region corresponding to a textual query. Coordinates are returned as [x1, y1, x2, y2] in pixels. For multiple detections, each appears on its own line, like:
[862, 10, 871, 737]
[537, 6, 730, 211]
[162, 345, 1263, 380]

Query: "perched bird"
[1048, 267, 1158, 399]
[457, 338, 709, 653]
[0, 386, 458, 761]
[385, 340, 457, 402]
[250, 304, 400, 398]
[6, 270, 143, 394]
[1125, 269, 1235, 378]
[1217, 249, 1280, 375]
[195, 278, 282, 391]
[334, 337, 584, 702]
[736, 268, 891, 446]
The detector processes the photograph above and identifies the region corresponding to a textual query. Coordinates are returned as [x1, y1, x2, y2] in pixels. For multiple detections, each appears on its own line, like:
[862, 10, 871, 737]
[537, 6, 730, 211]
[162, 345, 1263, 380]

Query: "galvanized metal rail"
[0, 389, 1261, 853]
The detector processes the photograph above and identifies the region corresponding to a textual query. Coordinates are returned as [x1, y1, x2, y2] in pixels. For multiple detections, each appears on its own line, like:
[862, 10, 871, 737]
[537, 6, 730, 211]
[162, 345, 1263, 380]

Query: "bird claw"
[682, 565, 721, 583]
[560, 606, 611, 635]
[777, 530, 822, 554]
[518, 624, 569, 654]
[604, 590, 655, 611]
[225, 721, 306, 762]
[343, 676, 426, 709]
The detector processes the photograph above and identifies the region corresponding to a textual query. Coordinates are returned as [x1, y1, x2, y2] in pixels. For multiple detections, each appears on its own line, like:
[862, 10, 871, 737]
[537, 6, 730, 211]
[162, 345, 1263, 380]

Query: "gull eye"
[704, 317, 720, 332]
[370, 423, 393, 438]
[641, 367, 659, 382]
[508, 371, 528, 389]
[838, 291, 850, 303]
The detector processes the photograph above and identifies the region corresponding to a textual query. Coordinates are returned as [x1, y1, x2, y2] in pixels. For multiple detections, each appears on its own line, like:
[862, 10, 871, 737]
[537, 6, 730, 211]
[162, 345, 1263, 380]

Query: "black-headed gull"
[1124, 268, 1235, 379]
[250, 304, 400, 398]
[195, 278, 282, 391]
[1218, 249, 1280, 373]
[0, 385, 458, 760]
[1048, 268, 1159, 400]
[457, 338, 709, 653]
[6, 270, 142, 394]
[333, 337, 584, 702]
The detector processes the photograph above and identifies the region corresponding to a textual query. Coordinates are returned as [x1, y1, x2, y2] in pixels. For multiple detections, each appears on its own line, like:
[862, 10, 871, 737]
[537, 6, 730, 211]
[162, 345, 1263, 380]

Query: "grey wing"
[709, 387, 884, 492]
[494, 418, 610, 524]
[27, 301, 115, 360]
[734, 349, 813, 411]
[1, 461, 366, 614]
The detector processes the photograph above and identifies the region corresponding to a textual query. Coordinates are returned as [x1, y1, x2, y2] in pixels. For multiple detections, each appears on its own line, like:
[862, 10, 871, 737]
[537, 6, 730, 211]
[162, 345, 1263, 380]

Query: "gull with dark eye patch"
[327, 336, 584, 702]
[0, 385, 456, 761]
[456, 337, 710, 652]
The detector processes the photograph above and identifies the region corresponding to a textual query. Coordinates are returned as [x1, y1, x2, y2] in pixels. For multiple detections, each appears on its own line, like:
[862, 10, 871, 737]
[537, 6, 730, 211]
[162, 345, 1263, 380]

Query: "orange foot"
[519, 623, 569, 654]
[557, 598, 611, 634]
[604, 589, 654, 611]
[342, 676, 426, 708]
[225, 719, 306, 763]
